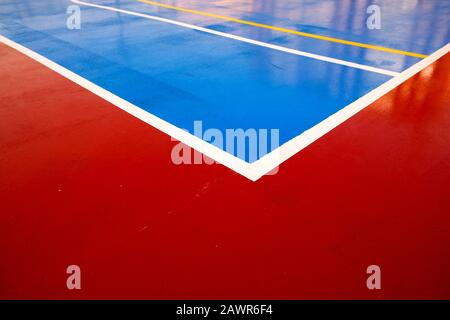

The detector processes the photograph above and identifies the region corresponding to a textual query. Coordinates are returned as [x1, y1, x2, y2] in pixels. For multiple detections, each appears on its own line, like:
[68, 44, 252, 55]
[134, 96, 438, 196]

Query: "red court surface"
[1, 42, 450, 299]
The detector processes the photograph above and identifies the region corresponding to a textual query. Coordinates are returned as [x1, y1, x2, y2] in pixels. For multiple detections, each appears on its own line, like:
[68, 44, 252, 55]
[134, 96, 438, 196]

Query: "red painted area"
[1, 43, 450, 299]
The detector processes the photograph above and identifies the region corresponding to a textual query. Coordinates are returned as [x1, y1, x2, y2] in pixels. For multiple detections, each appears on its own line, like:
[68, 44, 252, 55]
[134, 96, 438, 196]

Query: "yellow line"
[138, 0, 427, 59]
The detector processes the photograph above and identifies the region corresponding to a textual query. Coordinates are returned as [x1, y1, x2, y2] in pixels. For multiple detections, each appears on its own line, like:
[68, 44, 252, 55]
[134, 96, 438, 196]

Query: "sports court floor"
[1, 0, 450, 299]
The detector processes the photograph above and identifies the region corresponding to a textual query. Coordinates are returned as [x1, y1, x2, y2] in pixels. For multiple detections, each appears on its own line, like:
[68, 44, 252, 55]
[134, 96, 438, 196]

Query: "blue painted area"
[1, 0, 449, 162]
[124, 0, 450, 72]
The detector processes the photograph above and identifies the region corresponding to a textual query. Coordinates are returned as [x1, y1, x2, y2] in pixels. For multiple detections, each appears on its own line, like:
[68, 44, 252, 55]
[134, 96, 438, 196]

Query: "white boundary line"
[0, 3, 449, 181]
[72, 0, 399, 77]
[251, 42, 450, 180]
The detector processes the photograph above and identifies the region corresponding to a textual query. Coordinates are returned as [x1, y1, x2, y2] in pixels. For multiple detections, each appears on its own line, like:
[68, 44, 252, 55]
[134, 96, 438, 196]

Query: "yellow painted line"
[138, 0, 427, 59]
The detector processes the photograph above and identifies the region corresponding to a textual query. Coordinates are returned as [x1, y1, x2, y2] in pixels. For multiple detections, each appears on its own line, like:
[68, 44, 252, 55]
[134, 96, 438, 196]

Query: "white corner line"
[71, 0, 399, 77]
[250, 42, 450, 180]
[0, 17, 448, 182]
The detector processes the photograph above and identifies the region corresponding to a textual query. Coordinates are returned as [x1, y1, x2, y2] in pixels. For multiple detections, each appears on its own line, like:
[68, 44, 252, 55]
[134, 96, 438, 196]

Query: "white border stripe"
[250, 42, 450, 180]
[0, 34, 254, 179]
[72, 0, 399, 77]
[0, 6, 449, 181]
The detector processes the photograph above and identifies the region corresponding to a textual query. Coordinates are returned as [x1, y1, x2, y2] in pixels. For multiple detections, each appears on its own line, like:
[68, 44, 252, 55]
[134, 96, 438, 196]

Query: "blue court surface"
[1, 0, 449, 168]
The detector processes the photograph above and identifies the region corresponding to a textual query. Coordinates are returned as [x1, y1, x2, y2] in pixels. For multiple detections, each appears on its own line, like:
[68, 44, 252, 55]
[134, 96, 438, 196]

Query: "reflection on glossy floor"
[0, 0, 450, 299]
[1, 0, 449, 163]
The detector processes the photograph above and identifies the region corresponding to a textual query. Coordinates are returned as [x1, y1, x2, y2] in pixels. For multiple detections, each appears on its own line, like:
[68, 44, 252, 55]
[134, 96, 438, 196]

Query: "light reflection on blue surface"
[0, 0, 449, 162]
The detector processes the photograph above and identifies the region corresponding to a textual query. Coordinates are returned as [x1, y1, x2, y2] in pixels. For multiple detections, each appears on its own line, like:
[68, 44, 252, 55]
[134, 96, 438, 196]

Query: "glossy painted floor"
[1, 0, 449, 162]
[1, 1, 450, 299]
[1, 42, 450, 299]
